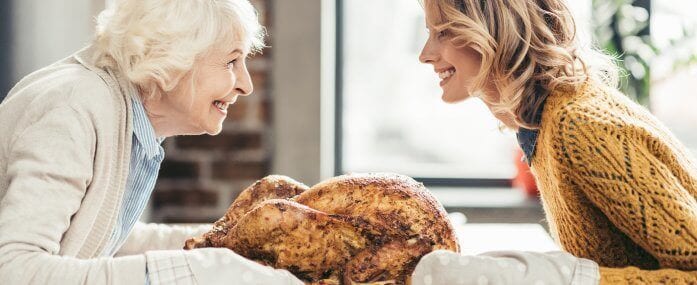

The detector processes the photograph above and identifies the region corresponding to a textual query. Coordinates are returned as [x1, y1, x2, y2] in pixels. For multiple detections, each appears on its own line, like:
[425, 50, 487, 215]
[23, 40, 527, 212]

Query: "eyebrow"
[228, 49, 243, 55]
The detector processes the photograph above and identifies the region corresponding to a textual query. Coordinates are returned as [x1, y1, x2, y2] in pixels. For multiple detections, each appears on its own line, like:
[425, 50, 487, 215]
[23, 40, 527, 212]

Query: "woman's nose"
[236, 68, 254, 96]
[419, 39, 438, 64]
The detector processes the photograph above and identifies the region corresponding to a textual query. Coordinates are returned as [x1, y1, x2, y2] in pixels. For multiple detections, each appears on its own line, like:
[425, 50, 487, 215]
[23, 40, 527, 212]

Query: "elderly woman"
[0, 0, 302, 284]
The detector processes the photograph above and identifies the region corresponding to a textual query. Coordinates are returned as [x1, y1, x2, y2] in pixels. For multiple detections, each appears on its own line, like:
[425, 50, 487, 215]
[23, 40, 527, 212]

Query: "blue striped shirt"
[101, 95, 165, 256]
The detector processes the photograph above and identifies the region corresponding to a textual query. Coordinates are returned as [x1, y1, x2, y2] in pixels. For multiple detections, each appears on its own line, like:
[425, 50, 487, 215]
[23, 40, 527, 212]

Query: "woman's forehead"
[422, 0, 445, 26]
[214, 38, 250, 55]
[227, 42, 250, 55]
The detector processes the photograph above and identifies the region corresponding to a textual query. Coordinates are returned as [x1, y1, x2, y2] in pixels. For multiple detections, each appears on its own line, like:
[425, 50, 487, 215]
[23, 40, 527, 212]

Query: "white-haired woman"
[0, 0, 302, 284]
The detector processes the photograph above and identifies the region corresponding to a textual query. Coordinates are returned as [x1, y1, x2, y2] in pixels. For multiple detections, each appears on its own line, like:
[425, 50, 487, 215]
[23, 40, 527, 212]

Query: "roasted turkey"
[184, 173, 460, 284]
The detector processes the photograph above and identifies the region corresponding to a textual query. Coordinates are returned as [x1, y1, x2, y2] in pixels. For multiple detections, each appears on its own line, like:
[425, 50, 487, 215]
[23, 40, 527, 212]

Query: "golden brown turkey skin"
[295, 173, 459, 252]
[222, 199, 387, 281]
[342, 236, 434, 284]
[185, 173, 459, 284]
[184, 175, 308, 249]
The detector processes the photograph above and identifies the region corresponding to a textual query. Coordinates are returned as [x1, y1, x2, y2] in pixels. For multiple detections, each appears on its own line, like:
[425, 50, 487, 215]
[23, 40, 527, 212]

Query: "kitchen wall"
[10, 0, 103, 85]
[0, 1, 12, 98]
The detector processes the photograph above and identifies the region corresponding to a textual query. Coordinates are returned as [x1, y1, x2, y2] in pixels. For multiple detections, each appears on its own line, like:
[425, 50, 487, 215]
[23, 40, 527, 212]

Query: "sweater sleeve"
[559, 120, 697, 283]
[0, 106, 146, 284]
[599, 266, 697, 284]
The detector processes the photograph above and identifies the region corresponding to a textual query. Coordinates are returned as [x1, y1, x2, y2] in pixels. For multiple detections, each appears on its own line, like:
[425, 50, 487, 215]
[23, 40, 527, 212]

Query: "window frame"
[333, 0, 651, 188]
[333, 0, 512, 188]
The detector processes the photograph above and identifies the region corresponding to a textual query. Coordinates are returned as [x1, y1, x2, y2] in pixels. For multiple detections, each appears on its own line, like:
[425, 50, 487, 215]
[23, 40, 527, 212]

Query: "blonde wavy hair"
[423, 0, 618, 128]
[92, 0, 266, 101]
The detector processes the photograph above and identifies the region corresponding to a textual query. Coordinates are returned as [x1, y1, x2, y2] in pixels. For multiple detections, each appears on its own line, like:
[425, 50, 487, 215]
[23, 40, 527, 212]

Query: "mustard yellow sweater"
[530, 80, 697, 284]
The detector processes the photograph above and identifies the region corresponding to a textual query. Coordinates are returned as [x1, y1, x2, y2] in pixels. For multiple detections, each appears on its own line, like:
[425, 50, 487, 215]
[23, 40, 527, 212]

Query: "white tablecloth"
[454, 223, 559, 255]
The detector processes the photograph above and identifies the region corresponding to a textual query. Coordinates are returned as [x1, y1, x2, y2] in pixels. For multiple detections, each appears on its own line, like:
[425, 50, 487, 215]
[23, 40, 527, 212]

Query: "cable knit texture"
[531, 79, 697, 284]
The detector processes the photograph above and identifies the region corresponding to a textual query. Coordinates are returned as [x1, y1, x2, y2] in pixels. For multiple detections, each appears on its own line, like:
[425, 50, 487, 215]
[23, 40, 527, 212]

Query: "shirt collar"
[131, 94, 164, 160]
[517, 127, 539, 166]
[516, 99, 546, 166]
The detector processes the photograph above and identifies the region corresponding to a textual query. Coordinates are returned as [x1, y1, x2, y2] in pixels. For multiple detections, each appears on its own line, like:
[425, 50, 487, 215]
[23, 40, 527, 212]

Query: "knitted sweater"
[530, 80, 697, 284]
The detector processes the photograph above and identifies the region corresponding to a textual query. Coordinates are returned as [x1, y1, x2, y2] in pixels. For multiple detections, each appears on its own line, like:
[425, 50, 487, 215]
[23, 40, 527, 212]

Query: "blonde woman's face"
[419, 24, 482, 103]
[163, 45, 253, 136]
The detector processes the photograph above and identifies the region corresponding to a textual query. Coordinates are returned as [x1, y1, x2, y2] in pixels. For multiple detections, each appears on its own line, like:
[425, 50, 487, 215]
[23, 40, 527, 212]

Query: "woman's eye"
[437, 31, 447, 39]
[227, 60, 237, 69]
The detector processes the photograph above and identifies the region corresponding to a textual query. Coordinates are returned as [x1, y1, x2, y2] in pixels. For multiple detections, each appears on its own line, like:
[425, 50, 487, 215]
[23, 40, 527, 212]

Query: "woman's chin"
[204, 123, 224, 136]
[198, 115, 225, 135]
[179, 124, 221, 136]
[204, 127, 223, 136]
[441, 92, 470, 104]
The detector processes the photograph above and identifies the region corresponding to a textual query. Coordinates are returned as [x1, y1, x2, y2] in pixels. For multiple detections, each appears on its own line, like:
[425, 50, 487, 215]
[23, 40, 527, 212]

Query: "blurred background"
[1, 0, 696, 228]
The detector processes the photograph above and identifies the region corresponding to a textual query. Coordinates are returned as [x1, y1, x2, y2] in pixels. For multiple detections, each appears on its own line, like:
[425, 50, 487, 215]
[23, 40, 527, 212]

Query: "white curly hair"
[92, 0, 266, 101]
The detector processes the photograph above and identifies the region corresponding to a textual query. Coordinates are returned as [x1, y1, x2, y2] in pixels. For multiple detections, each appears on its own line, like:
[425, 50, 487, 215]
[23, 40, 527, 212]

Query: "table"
[454, 223, 560, 255]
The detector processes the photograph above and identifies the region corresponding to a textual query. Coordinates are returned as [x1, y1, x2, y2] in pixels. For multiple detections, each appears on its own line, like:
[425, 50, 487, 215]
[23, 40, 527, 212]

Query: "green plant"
[592, 0, 654, 105]
[592, 0, 697, 106]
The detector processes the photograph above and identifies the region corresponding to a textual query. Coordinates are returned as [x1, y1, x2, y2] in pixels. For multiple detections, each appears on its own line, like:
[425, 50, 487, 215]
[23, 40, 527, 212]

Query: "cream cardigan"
[0, 46, 211, 284]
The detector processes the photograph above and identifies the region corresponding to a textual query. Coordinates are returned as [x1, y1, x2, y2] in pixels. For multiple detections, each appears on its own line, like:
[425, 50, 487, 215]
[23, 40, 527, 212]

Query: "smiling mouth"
[438, 68, 456, 79]
[438, 68, 456, 86]
[213, 100, 230, 113]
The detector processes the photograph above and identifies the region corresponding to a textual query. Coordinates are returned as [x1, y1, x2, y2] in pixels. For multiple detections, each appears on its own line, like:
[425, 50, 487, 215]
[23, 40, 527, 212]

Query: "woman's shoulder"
[0, 57, 131, 153]
[540, 79, 688, 162]
[543, 80, 655, 132]
[17, 62, 113, 103]
[2, 60, 124, 125]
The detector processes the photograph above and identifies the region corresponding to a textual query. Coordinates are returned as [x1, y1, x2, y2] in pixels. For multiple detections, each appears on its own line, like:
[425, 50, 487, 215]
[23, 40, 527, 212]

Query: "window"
[337, 0, 591, 185]
[651, 0, 697, 155]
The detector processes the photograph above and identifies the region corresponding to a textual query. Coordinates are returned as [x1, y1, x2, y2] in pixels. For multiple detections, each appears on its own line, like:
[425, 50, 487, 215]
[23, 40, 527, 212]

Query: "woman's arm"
[0, 106, 148, 284]
[0, 105, 303, 285]
[599, 266, 697, 284]
[560, 120, 697, 283]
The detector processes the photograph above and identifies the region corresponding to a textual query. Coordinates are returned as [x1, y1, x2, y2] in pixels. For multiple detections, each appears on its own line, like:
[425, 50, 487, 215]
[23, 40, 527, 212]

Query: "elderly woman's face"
[162, 44, 253, 136]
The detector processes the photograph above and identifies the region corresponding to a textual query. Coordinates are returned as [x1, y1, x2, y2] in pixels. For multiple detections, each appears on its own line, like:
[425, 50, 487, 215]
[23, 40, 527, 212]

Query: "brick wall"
[151, 0, 273, 223]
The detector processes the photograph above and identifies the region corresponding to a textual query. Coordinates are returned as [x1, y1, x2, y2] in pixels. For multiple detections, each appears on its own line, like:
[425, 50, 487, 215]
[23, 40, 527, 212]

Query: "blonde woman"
[0, 0, 301, 284]
[412, 0, 696, 284]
